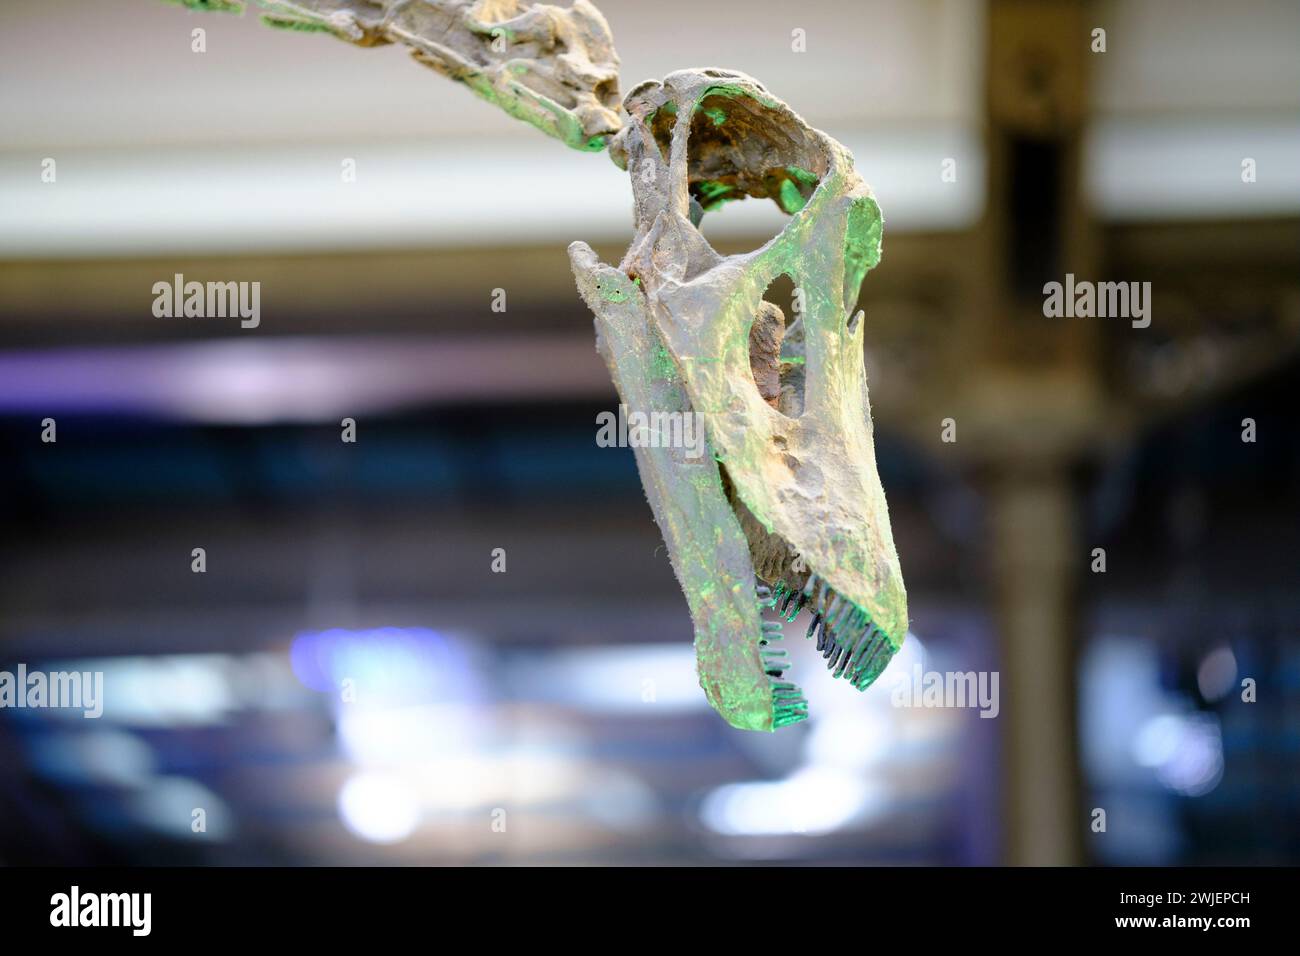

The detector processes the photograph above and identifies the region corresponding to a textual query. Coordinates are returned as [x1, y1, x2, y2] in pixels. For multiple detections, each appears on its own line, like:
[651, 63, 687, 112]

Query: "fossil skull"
[163, 0, 906, 733]
[570, 69, 908, 731]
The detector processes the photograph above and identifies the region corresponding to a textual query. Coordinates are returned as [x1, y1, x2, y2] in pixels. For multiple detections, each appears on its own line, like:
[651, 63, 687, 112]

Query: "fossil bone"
[571, 70, 907, 731]
[163, 2, 907, 732]
[171, 0, 623, 150]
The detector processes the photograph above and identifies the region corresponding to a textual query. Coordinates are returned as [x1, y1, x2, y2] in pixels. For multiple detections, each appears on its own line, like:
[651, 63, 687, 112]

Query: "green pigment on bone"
[262, 15, 335, 32]
[696, 180, 736, 211]
[167, 0, 244, 11]
[778, 179, 807, 214]
[777, 166, 820, 213]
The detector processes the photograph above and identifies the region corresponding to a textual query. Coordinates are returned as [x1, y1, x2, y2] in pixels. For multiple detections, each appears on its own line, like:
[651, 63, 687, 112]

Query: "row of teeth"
[760, 574, 893, 692]
[755, 588, 809, 728]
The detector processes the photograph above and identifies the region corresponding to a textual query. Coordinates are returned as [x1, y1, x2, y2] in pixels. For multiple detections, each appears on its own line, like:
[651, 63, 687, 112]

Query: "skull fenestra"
[569, 69, 908, 731]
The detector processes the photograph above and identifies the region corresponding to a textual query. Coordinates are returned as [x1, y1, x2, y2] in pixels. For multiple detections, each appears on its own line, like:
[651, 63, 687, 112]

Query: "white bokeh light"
[338, 773, 420, 845]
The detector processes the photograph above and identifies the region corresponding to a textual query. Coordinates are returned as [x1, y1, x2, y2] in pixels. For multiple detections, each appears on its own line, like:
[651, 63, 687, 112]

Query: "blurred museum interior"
[1, 0, 1297, 865]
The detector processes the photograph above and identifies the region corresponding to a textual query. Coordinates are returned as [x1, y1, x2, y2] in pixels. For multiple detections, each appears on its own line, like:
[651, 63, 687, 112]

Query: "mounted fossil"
[165, 0, 908, 731]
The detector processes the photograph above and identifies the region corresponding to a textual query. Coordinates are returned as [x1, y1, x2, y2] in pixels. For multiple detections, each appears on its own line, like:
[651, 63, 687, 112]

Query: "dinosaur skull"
[175, 1, 904, 731]
[570, 69, 907, 731]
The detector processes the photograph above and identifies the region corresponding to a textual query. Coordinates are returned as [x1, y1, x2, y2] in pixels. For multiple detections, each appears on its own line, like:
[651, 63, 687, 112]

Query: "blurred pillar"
[989, 467, 1082, 865]
[979, 0, 1095, 864]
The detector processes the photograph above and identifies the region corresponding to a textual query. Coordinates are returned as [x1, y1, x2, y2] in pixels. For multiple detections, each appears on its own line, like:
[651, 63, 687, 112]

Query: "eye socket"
[684, 89, 827, 217]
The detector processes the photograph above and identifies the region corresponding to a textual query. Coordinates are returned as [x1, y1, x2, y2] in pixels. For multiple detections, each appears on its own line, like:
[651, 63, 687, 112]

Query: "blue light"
[289, 627, 476, 705]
